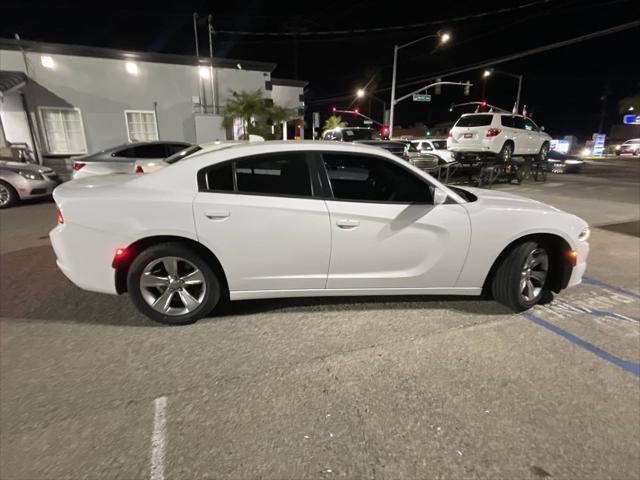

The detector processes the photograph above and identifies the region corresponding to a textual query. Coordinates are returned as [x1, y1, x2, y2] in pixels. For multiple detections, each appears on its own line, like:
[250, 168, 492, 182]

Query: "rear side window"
[500, 116, 515, 128]
[513, 116, 526, 130]
[524, 119, 537, 131]
[236, 154, 311, 197]
[200, 153, 313, 197]
[166, 143, 190, 156]
[323, 153, 432, 203]
[455, 115, 492, 127]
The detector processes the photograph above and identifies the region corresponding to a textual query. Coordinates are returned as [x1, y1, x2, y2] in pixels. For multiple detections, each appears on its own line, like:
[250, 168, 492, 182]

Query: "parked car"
[71, 141, 192, 179]
[615, 138, 640, 156]
[447, 113, 551, 162]
[409, 138, 456, 164]
[322, 127, 406, 158]
[50, 141, 589, 325]
[134, 142, 241, 174]
[547, 150, 585, 173]
[398, 140, 441, 171]
[0, 160, 59, 209]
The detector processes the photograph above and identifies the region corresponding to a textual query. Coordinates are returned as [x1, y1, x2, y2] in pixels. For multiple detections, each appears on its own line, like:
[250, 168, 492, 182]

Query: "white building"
[0, 38, 307, 165]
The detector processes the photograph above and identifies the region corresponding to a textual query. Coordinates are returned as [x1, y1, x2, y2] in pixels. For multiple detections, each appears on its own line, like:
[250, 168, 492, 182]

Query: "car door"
[510, 116, 530, 155]
[523, 118, 541, 153]
[193, 151, 331, 293]
[321, 152, 471, 289]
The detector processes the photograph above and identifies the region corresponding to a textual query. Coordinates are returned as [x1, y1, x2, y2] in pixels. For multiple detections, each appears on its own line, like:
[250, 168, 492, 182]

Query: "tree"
[269, 105, 297, 139]
[221, 90, 267, 139]
[322, 115, 347, 134]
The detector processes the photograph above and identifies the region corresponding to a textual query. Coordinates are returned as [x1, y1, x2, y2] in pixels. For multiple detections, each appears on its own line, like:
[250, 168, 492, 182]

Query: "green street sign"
[413, 94, 431, 102]
[363, 120, 373, 125]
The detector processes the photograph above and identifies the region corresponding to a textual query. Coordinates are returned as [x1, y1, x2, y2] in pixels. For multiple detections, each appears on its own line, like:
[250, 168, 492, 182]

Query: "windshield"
[431, 141, 447, 149]
[455, 115, 493, 127]
[342, 129, 380, 141]
[165, 145, 202, 164]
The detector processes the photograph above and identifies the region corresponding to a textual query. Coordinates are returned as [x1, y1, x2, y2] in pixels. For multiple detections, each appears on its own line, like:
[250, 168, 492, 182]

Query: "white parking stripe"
[150, 396, 168, 480]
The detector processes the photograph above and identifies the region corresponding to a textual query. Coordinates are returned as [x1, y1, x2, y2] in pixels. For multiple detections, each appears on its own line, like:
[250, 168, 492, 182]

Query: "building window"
[39, 107, 87, 155]
[125, 110, 158, 142]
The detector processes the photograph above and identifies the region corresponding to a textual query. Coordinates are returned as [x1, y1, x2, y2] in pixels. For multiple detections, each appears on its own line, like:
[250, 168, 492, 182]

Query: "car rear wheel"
[499, 142, 513, 162]
[0, 181, 18, 209]
[491, 241, 549, 312]
[127, 243, 221, 325]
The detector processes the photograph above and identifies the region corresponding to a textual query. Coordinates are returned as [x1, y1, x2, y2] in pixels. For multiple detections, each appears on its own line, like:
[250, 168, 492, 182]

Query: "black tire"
[127, 242, 222, 325]
[0, 180, 19, 209]
[491, 241, 549, 312]
[537, 142, 549, 162]
[498, 142, 513, 163]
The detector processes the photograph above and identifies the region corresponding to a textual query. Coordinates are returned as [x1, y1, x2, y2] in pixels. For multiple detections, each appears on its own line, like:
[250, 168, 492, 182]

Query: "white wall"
[0, 48, 272, 155]
[272, 84, 303, 110]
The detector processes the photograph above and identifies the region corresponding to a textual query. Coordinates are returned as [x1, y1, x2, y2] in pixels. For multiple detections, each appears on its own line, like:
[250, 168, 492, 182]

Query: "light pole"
[389, 31, 450, 137]
[482, 68, 524, 113]
[356, 88, 387, 123]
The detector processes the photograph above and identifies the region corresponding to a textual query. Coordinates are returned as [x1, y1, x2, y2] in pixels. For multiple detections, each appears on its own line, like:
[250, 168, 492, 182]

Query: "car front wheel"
[498, 143, 513, 162]
[0, 180, 18, 209]
[491, 241, 549, 312]
[127, 243, 221, 325]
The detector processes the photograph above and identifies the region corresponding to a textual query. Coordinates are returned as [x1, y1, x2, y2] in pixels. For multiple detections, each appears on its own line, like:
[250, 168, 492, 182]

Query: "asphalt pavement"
[1, 159, 638, 479]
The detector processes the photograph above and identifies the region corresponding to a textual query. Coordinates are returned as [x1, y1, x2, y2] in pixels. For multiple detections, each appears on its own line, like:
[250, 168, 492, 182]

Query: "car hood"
[0, 160, 54, 174]
[460, 186, 562, 213]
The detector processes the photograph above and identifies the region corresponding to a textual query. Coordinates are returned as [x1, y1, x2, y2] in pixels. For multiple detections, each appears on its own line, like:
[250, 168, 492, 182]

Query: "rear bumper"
[50, 223, 119, 295]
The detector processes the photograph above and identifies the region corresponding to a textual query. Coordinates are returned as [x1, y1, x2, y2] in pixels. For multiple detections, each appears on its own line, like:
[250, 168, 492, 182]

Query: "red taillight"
[448, 130, 453, 137]
[135, 165, 144, 173]
[115, 248, 127, 258]
[73, 161, 86, 171]
[486, 128, 501, 137]
[56, 206, 64, 224]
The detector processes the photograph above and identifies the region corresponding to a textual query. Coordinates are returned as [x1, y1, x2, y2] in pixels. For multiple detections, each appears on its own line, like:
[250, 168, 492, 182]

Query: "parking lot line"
[150, 396, 168, 480]
[583, 276, 640, 300]
[521, 311, 640, 378]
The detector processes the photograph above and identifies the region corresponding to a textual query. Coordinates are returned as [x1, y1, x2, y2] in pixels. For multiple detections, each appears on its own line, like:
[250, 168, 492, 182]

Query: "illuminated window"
[125, 110, 158, 142]
[39, 107, 87, 154]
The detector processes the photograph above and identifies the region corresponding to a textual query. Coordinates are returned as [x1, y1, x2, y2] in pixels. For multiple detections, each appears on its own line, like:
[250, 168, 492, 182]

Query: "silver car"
[0, 161, 59, 209]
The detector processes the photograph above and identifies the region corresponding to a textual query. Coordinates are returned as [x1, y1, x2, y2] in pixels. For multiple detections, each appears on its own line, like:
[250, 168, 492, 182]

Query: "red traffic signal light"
[480, 101, 487, 107]
[353, 106, 360, 114]
[331, 106, 337, 113]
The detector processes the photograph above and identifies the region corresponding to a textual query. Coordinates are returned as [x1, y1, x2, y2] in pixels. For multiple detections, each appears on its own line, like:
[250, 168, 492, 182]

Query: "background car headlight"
[17, 170, 44, 180]
[578, 226, 591, 242]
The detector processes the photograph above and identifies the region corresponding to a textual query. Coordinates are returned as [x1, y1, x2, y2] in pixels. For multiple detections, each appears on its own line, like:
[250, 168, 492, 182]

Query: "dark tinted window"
[113, 147, 137, 158]
[205, 163, 233, 192]
[323, 153, 432, 203]
[455, 115, 492, 127]
[512, 116, 526, 130]
[236, 153, 312, 197]
[166, 145, 202, 164]
[133, 144, 169, 158]
[432, 141, 447, 149]
[501, 116, 515, 128]
[342, 129, 380, 141]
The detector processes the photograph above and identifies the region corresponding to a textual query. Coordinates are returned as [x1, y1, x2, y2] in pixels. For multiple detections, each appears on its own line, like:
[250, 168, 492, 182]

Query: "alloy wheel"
[139, 256, 207, 316]
[0, 184, 10, 206]
[520, 248, 548, 302]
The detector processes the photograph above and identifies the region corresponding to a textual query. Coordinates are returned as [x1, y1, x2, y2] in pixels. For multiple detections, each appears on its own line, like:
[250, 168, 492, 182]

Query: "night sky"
[2, 0, 639, 140]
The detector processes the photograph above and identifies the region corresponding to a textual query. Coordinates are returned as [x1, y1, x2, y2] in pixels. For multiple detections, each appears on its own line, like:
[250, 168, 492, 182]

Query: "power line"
[213, 0, 554, 36]
[308, 19, 640, 104]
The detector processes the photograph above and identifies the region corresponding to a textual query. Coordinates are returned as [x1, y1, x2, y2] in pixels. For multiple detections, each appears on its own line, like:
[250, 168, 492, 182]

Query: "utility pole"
[207, 14, 216, 114]
[193, 13, 203, 113]
[598, 81, 610, 134]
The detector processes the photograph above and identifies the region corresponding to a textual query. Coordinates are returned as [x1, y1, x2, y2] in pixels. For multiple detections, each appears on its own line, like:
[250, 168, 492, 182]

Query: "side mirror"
[433, 188, 448, 205]
[540, 126, 545, 132]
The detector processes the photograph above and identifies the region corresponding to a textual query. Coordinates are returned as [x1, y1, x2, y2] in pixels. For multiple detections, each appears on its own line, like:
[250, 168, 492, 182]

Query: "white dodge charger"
[50, 141, 589, 325]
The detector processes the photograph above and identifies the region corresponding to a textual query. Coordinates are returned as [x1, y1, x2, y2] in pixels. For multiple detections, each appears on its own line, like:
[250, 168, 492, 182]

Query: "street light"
[355, 88, 387, 123]
[389, 30, 451, 137]
[482, 68, 524, 113]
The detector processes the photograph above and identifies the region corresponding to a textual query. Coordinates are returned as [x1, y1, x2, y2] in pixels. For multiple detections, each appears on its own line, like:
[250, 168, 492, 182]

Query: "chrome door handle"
[205, 210, 230, 220]
[336, 219, 359, 229]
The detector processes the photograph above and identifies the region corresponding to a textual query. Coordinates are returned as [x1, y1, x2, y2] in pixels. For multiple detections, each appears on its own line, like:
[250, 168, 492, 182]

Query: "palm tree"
[221, 90, 267, 139]
[269, 105, 296, 139]
[322, 115, 347, 134]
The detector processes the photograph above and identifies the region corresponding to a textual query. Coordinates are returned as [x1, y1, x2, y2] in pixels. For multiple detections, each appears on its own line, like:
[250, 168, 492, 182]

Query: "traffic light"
[464, 81, 470, 96]
[480, 100, 487, 108]
[426, 130, 432, 136]
[353, 106, 360, 114]
[449, 103, 454, 113]
[331, 106, 337, 113]
[381, 125, 390, 139]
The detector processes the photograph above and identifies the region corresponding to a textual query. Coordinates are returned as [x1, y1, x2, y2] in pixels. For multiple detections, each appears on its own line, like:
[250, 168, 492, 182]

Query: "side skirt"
[230, 287, 482, 301]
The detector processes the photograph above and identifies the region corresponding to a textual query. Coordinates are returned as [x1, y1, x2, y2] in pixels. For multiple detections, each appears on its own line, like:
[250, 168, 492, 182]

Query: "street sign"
[412, 94, 431, 102]
[623, 114, 640, 125]
[313, 112, 320, 128]
[363, 120, 373, 125]
[592, 133, 606, 156]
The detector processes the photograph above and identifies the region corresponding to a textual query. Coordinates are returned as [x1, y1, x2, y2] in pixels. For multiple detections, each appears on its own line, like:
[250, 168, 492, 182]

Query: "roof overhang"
[0, 71, 27, 98]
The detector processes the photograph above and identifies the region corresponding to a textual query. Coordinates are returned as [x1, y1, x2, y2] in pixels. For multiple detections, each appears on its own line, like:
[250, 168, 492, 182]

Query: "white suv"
[447, 113, 551, 162]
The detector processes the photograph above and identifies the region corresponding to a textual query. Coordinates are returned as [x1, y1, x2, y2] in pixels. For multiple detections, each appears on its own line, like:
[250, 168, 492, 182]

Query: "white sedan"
[50, 141, 590, 325]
